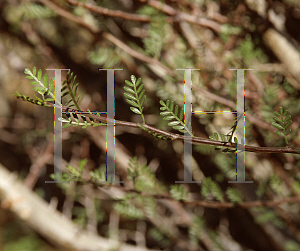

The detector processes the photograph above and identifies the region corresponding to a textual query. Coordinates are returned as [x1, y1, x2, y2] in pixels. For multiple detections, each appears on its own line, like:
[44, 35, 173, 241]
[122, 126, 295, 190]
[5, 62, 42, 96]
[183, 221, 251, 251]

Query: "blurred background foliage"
[0, 0, 300, 250]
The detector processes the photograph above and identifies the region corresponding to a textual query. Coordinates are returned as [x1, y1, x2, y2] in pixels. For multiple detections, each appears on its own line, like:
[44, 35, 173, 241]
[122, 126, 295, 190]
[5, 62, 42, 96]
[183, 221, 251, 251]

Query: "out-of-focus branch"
[262, 28, 300, 88]
[66, 0, 222, 32]
[0, 163, 156, 251]
[136, 0, 221, 31]
[38, 0, 175, 76]
[66, 0, 151, 22]
[85, 181, 300, 209]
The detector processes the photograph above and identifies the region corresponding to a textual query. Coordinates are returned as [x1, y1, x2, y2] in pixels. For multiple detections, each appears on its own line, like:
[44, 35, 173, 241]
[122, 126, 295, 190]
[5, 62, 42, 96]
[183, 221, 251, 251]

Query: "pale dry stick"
[0, 164, 156, 251]
[244, 0, 300, 86]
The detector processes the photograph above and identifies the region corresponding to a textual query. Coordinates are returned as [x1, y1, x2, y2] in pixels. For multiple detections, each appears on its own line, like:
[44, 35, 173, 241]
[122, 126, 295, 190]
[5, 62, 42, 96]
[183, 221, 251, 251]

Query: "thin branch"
[16, 97, 298, 155]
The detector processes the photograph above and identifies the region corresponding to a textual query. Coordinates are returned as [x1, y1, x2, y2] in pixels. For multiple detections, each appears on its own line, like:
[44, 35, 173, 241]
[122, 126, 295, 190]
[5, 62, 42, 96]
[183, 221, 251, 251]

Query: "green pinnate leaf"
[32, 67, 36, 76]
[49, 79, 54, 92]
[274, 111, 281, 117]
[37, 69, 42, 81]
[283, 115, 291, 122]
[179, 108, 184, 121]
[279, 107, 283, 115]
[26, 76, 34, 79]
[124, 93, 137, 100]
[214, 132, 219, 141]
[124, 76, 146, 123]
[34, 94, 43, 102]
[136, 84, 144, 94]
[160, 107, 167, 111]
[131, 75, 136, 84]
[286, 128, 291, 135]
[173, 125, 185, 130]
[135, 78, 141, 87]
[74, 82, 79, 95]
[140, 95, 146, 106]
[43, 73, 48, 88]
[170, 185, 188, 201]
[33, 87, 45, 92]
[170, 101, 174, 112]
[125, 80, 134, 87]
[159, 100, 166, 106]
[138, 89, 145, 100]
[126, 99, 139, 108]
[163, 116, 174, 120]
[166, 100, 170, 107]
[220, 134, 225, 142]
[63, 123, 72, 128]
[272, 117, 283, 124]
[130, 107, 141, 114]
[275, 130, 285, 137]
[226, 187, 243, 203]
[174, 105, 178, 116]
[271, 122, 284, 130]
[283, 110, 288, 117]
[160, 111, 171, 116]
[168, 121, 180, 126]
[284, 120, 292, 129]
[124, 86, 135, 94]
[24, 68, 31, 75]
